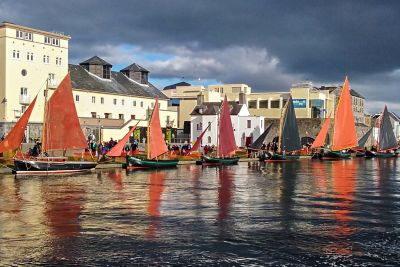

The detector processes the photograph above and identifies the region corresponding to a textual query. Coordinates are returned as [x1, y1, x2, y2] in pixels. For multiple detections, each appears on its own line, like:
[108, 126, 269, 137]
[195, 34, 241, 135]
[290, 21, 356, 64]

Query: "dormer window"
[103, 65, 111, 79]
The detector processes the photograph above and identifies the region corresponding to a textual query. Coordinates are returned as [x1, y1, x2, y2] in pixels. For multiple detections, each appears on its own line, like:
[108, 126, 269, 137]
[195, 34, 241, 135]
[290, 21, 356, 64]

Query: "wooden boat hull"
[201, 156, 240, 165]
[365, 151, 396, 158]
[13, 159, 97, 175]
[126, 156, 178, 168]
[322, 150, 351, 160]
[355, 150, 366, 157]
[264, 153, 300, 162]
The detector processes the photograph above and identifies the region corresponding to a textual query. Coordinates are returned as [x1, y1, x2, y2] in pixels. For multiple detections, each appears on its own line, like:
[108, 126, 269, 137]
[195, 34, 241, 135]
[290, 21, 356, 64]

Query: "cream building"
[0, 22, 177, 144]
[0, 21, 69, 125]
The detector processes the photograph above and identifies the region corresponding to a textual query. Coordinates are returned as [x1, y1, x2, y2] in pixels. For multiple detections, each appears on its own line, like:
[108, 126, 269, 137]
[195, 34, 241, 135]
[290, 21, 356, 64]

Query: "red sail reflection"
[326, 160, 357, 255]
[218, 167, 234, 221]
[44, 184, 86, 238]
[146, 171, 166, 239]
[108, 169, 124, 191]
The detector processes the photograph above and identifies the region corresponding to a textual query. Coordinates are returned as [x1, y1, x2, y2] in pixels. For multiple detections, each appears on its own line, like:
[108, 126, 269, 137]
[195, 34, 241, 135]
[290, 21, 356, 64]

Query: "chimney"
[239, 92, 247, 105]
[197, 93, 204, 105]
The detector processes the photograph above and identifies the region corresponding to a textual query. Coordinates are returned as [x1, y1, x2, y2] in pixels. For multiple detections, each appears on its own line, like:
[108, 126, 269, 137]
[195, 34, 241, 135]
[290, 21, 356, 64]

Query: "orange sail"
[218, 95, 237, 157]
[0, 95, 37, 153]
[148, 97, 168, 159]
[311, 114, 331, 148]
[106, 125, 137, 157]
[331, 77, 358, 151]
[42, 73, 88, 151]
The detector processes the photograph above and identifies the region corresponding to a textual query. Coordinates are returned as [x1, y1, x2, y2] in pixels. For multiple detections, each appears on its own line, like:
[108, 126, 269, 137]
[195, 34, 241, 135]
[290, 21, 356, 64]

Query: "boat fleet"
[0, 75, 398, 176]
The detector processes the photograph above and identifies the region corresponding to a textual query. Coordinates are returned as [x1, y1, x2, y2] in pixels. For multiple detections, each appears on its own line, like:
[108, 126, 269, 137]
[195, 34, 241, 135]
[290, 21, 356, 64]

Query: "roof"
[120, 63, 149, 73]
[190, 101, 243, 115]
[163, 82, 191, 90]
[69, 64, 168, 99]
[350, 89, 365, 99]
[80, 56, 112, 66]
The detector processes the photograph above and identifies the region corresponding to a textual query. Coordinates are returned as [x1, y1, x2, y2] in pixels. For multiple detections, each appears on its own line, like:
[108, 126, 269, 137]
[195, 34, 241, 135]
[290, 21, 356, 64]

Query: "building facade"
[0, 22, 177, 143]
[190, 98, 264, 147]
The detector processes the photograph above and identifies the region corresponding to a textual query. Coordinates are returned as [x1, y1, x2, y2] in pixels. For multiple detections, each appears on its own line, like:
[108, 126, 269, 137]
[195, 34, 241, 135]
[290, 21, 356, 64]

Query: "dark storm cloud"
[1, 0, 399, 112]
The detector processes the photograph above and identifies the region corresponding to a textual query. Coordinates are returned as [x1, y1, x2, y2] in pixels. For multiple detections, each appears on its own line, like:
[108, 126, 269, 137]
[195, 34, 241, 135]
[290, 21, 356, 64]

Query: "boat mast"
[41, 78, 49, 153]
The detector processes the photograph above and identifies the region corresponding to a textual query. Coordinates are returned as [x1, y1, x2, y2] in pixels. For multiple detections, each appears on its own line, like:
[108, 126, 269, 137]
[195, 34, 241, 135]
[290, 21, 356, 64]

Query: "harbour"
[0, 158, 399, 265]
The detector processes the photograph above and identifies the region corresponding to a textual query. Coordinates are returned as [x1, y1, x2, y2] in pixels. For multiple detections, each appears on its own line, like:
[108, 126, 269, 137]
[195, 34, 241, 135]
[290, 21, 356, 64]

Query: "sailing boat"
[106, 121, 140, 158]
[10, 73, 97, 174]
[353, 127, 373, 157]
[311, 76, 358, 160]
[265, 96, 302, 161]
[365, 106, 398, 158]
[201, 95, 240, 165]
[126, 97, 179, 168]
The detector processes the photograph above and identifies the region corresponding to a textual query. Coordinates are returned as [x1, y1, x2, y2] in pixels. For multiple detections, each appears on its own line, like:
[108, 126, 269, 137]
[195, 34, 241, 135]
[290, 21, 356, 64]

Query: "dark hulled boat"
[366, 106, 398, 158]
[0, 74, 97, 175]
[264, 96, 301, 162]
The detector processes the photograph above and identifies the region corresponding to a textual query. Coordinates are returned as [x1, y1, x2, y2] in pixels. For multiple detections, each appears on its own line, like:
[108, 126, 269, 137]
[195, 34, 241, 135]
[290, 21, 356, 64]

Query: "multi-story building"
[70, 56, 177, 141]
[190, 96, 264, 147]
[0, 21, 70, 127]
[0, 22, 177, 143]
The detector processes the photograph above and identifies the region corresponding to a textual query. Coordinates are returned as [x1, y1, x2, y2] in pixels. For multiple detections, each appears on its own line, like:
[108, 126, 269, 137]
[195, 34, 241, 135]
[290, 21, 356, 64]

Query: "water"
[0, 158, 399, 266]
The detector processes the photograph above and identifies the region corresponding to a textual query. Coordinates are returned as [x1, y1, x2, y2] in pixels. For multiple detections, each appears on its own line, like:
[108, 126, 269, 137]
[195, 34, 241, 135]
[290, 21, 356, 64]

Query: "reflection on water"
[0, 158, 399, 265]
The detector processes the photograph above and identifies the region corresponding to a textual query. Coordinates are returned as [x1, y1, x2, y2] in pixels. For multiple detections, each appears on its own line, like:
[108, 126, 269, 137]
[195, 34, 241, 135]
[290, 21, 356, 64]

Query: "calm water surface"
[0, 158, 399, 266]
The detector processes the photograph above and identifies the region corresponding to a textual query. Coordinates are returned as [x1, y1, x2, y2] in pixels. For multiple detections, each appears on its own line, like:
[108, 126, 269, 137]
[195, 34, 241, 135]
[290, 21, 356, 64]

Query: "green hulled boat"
[126, 156, 178, 168]
[265, 153, 300, 162]
[323, 150, 351, 159]
[202, 155, 239, 165]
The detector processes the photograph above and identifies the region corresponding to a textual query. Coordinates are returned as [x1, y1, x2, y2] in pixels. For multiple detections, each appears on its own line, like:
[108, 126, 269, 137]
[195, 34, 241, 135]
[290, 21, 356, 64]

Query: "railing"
[19, 94, 31, 105]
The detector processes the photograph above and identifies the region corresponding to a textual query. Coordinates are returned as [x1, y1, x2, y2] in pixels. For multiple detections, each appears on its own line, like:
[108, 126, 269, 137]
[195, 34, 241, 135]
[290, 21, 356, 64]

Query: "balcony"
[19, 94, 31, 105]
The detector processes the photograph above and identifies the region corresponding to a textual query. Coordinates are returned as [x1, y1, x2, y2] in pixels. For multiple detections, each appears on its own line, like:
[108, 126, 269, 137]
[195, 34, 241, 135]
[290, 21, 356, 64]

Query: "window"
[122, 99, 125, 105]
[16, 30, 32, 41]
[104, 113, 111, 119]
[26, 52, 33, 61]
[43, 55, 49, 64]
[92, 96, 96, 103]
[101, 97, 104, 104]
[12, 50, 20, 59]
[113, 99, 117, 105]
[56, 57, 62, 66]
[140, 101, 143, 107]
[133, 100, 136, 106]
[248, 100, 257, 109]
[208, 136, 212, 144]
[119, 114, 124, 120]
[270, 100, 280, 108]
[20, 87, 28, 95]
[103, 65, 111, 79]
[131, 115, 136, 119]
[259, 100, 268, 108]
[208, 122, 211, 131]
[75, 95, 80, 102]
[21, 106, 26, 113]
[91, 112, 97, 118]
[247, 120, 251, 128]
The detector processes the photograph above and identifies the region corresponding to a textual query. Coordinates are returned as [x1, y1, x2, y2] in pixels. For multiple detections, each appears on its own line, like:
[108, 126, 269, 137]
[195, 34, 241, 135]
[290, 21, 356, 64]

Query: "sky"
[1, 0, 400, 114]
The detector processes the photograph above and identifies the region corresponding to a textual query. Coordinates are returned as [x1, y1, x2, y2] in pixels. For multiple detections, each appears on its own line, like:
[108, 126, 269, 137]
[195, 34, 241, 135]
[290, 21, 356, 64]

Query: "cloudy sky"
[1, 0, 399, 114]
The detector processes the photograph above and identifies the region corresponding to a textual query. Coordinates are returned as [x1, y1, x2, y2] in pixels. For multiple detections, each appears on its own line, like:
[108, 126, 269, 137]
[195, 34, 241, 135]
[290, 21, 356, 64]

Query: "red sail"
[0, 95, 37, 153]
[331, 77, 358, 151]
[106, 125, 137, 157]
[218, 95, 237, 157]
[149, 97, 168, 159]
[42, 73, 88, 151]
[311, 115, 331, 148]
[190, 122, 211, 152]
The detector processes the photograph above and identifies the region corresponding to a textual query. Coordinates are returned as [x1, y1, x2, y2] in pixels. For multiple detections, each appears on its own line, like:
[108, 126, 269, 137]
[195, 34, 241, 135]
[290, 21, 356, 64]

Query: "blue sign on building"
[293, 99, 307, 108]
